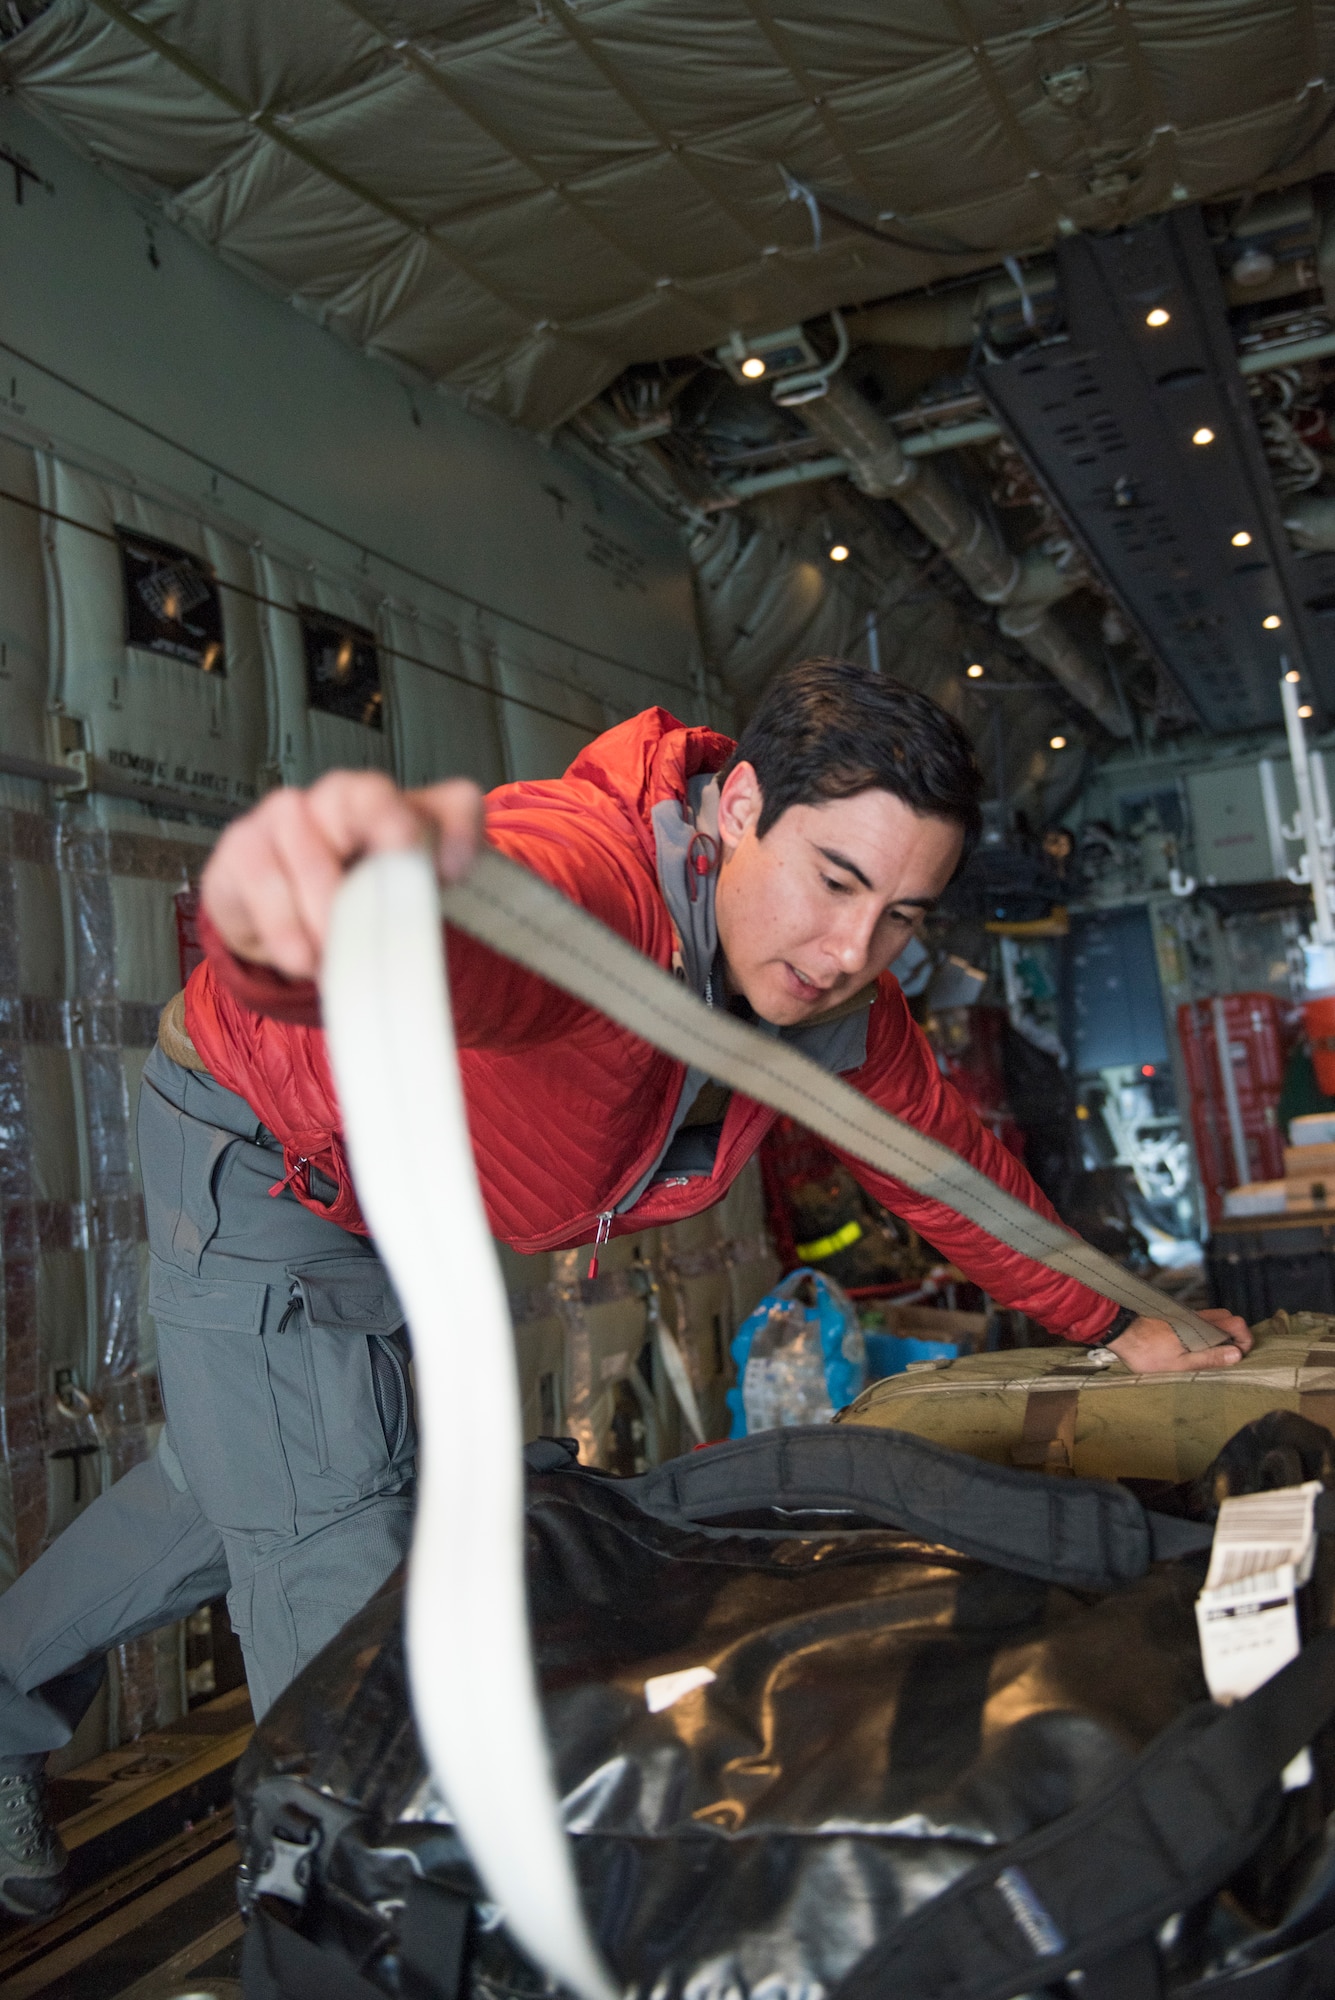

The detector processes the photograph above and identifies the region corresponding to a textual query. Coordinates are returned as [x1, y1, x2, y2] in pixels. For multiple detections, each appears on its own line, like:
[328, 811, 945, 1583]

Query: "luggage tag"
[1196, 1482, 1323, 1789]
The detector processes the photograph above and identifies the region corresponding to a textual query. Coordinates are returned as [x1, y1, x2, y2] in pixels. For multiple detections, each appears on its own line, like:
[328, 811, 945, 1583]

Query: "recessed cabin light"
[1049, 734, 1067, 750]
[1192, 426, 1215, 446]
[1300, 704, 1315, 719]
[1146, 307, 1170, 327]
[967, 663, 984, 678]
[828, 543, 849, 562]
[1231, 530, 1252, 547]
[1263, 614, 1282, 630]
[740, 356, 766, 379]
[1286, 669, 1301, 683]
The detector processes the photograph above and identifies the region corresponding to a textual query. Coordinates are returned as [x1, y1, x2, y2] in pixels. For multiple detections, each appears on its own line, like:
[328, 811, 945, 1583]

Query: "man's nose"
[829, 904, 880, 974]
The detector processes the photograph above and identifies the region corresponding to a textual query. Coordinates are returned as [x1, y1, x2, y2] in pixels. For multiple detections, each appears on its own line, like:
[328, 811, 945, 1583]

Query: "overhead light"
[1286, 668, 1301, 683]
[1232, 244, 1276, 288]
[1192, 426, 1215, 446]
[828, 543, 850, 562]
[1263, 614, 1283, 630]
[1231, 530, 1252, 547]
[1145, 307, 1170, 327]
[1049, 734, 1067, 750]
[1300, 704, 1315, 719]
[717, 324, 820, 387]
[966, 662, 984, 678]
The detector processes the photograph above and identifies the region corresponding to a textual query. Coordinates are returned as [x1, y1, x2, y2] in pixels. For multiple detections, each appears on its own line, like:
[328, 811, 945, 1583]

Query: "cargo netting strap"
[439, 846, 1229, 1351]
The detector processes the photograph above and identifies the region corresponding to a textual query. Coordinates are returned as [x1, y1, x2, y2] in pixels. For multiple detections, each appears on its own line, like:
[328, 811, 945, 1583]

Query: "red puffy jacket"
[187, 708, 1117, 1342]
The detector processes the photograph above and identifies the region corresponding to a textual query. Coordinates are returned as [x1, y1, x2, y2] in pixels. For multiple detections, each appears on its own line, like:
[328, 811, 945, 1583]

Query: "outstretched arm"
[197, 768, 661, 1050]
[841, 981, 1249, 1373]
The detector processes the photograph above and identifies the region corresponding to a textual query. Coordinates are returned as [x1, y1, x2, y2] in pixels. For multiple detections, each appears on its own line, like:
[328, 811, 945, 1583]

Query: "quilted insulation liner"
[1, 0, 1332, 430]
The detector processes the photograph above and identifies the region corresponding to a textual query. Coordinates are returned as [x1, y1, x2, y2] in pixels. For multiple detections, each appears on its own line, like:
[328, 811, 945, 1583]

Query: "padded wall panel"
[111, 874, 188, 1007]
[0, 439, 50, 767]
[0, 806, 80, 1590]
[0, 784, 205, 1748]
[383, 608, 507, 793]
[22, 1047, 81, 1204]
[257, 555, 393, 785]
[39, 459, 266, 812]
[13, 850, 65, 999]
[494, 648, 608, 782]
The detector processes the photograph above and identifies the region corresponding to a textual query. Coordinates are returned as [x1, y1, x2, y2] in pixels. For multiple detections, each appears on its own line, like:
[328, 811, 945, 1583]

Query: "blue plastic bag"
[864, 1328, 968, 1380]
[727, 1269, 866, 1437]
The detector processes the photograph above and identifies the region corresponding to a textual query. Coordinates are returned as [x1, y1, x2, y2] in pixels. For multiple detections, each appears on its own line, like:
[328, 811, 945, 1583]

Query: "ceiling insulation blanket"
[0, 0, 1328, 427]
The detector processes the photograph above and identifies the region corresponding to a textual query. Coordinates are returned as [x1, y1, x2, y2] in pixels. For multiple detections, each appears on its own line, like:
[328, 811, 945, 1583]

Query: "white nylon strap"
[322, 850, 618, 2000]
[440, 846, 1227, 1352]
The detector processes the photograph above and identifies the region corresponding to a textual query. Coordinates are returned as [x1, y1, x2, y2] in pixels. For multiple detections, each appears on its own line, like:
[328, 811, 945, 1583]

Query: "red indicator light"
[1141, 1063, 1155, 1077]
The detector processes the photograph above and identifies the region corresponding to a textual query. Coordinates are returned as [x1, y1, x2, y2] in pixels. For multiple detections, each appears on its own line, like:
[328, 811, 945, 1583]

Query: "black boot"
[0, 1757, 68, 1919]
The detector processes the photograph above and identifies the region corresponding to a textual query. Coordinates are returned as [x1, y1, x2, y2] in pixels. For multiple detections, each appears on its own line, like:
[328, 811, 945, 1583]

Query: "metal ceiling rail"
[718, 416, 1004, 500]
[980, 208, 1335, 734]
[717, 324, 1335, 505]
[1238, 330, 1335, 373]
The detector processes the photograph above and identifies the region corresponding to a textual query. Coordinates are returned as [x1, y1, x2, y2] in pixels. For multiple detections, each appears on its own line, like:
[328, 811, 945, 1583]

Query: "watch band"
[1092, 1304, 1140, 1347]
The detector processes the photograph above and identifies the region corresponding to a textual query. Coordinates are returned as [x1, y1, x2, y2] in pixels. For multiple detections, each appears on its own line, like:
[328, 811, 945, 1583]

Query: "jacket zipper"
[587, 1210, 613, 1281]
[585, 963, 717, 1271]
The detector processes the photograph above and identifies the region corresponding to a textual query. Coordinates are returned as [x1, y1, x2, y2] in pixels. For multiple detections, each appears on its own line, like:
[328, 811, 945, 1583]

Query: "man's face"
[714, 763, 964, 1026]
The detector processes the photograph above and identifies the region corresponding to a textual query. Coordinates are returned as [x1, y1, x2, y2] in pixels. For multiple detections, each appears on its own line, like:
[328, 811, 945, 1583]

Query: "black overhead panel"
[980, 209, 1335, 733]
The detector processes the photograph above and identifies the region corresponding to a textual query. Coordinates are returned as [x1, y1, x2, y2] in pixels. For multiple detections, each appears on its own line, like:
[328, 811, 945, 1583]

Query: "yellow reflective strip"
[794, 1218, 863, 1261]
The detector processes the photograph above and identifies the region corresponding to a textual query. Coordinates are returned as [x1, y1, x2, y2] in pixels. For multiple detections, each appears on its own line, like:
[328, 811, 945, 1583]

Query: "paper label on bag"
[1196, 1562, 1301, 1702]
[1204, 1483, 1322, 1590]
[1197, 1485, 1322, 1792]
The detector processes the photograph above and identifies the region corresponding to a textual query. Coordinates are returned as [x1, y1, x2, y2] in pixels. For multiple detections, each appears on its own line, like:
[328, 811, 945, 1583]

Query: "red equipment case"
[1177, 992, 1285, 1224]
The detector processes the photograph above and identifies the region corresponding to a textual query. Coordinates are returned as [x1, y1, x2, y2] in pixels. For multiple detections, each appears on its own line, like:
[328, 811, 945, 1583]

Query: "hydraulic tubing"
[799, 375, 1131, 737]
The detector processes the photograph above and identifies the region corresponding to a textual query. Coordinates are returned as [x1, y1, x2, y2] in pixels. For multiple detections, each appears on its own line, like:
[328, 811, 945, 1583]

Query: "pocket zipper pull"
[587, 1211, 613, 1282]
[268, 1154, 310, 1200]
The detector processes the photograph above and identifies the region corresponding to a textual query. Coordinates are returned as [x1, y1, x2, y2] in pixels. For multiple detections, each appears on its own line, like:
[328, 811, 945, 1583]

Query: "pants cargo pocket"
[137, 1079, 233, 1277]
[286, 1258, 412, 1500]
[148, 1260, 294, 1534]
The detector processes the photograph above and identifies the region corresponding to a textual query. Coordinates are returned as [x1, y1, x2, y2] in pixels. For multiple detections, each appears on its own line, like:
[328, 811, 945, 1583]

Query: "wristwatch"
[1091, 1304, 1139, 1347]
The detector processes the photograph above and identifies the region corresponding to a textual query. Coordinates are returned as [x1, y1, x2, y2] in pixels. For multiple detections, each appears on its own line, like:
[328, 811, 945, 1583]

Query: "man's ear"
[718, 761, 764, 850]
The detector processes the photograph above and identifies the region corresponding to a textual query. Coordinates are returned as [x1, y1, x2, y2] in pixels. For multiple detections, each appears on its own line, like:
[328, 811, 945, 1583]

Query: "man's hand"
[1108, 1306, 1252, 1373]
[201, 772, 484, 981]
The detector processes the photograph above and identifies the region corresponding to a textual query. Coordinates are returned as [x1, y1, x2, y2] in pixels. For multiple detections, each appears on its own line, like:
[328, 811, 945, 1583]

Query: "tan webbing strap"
[439, 849, 1229, 1351]
[1300, 1346, 1335, 1434]
[1011, 1388, 1080, 1474]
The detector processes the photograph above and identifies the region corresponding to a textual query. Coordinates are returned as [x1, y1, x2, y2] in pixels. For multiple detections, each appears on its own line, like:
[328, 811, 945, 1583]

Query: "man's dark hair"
[722, 657, 984, 861]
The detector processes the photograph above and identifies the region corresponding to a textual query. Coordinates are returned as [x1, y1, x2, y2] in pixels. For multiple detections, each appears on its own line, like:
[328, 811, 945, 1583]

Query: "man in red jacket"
[0, 660, 1246, 1915]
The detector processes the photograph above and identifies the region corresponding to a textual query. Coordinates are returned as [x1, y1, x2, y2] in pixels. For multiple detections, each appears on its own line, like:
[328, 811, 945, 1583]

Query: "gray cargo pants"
[0, 1043, 416, 1754]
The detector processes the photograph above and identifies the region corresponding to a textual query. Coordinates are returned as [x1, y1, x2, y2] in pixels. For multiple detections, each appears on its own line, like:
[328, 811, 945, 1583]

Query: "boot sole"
[0, 1867, 71, 1918]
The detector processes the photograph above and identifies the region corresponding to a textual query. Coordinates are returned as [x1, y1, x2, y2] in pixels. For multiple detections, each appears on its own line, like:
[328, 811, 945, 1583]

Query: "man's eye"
[822, 875, 851, 894]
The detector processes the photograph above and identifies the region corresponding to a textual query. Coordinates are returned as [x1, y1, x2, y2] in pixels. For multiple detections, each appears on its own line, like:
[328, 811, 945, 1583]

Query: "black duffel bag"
[235, 1416, 1335, 2000]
